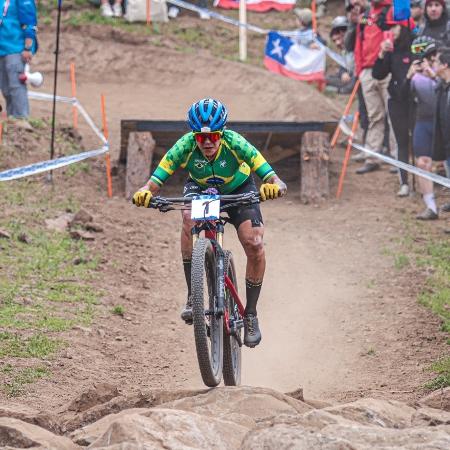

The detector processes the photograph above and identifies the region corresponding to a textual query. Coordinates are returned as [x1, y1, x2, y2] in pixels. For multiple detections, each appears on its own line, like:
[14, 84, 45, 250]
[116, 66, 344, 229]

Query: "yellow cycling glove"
[259, 183, 280, 201]
[132, 190, 153, 207]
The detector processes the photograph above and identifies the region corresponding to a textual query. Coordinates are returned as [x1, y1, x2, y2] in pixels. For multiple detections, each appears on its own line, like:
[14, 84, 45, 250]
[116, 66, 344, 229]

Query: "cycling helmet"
[330, 16, 349, 36]
[187, 98, 228, 132]
[411, 35, 437, 58]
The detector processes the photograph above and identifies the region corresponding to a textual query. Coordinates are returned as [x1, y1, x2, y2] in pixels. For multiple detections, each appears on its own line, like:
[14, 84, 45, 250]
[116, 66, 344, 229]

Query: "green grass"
[111, 305, 125, 316]
[1, 366, 50, 397]
[394, 254, 410, 270]
[425, 357, 450, 390]
[0, 332, 61, 358]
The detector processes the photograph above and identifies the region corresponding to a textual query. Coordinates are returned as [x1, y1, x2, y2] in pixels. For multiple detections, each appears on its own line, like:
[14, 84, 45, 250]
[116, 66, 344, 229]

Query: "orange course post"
[336, 111, 360, 199]
[146, 0, 151, 25]
[330, 79, 360, 150]
[101, 94, 113, 198]
[311, 0, 317, 34]
[70, 63, 78, 129]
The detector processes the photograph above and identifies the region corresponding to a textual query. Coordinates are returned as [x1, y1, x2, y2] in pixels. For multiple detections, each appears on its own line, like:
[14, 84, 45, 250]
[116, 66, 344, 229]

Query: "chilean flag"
[214, 0, 295, 12]
[264, 31, 326, 83]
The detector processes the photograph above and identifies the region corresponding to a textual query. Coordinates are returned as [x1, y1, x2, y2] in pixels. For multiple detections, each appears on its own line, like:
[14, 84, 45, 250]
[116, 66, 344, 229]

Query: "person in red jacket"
[353, 0, 401, 174]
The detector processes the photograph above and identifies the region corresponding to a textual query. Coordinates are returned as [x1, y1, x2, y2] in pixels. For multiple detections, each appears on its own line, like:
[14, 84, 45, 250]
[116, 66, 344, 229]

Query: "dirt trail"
[4, 28, 448, 412]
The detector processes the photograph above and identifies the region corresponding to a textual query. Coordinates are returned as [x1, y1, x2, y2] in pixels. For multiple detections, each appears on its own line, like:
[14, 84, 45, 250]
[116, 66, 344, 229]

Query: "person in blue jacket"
[0, 0, 38, 118]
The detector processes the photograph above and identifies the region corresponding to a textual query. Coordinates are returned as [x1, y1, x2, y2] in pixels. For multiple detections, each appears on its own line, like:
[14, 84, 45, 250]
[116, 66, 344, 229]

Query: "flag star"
[270, 39, 284, 59]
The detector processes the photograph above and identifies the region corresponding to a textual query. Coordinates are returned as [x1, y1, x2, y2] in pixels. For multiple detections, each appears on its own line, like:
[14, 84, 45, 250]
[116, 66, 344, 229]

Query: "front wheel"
[223, 250, 242, 386]
[191, 238, 223, 387]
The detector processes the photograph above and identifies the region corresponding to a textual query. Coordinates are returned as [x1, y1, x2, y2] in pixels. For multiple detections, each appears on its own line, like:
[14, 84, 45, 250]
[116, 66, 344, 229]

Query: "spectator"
[373, 24, 413, 196]
[421, 0, 450, 44]
[405, 36, 439, 219]
[345, 0, 370, 156]
[326, 16, 355, 94]
[100, 0, 123, 18]
[293, 8, 324, 48]
[0, 0, 37, 121]
[411, 0, 426, 34]
[348, 0, 400, 174]
[432, 47, 450, 213]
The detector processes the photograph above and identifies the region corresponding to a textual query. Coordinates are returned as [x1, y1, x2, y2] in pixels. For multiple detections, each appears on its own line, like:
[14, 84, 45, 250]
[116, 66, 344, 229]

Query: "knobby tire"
[191, 238, 223, 387]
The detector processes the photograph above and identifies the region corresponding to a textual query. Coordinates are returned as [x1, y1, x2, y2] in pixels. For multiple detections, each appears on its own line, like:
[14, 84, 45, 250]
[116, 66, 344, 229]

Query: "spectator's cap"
[294, 8, 313, 26]
[330, 16, 349, 36]
[425, 0, 445, 7]
[411, 35, 437, 57]
[410, 0, 424, 7]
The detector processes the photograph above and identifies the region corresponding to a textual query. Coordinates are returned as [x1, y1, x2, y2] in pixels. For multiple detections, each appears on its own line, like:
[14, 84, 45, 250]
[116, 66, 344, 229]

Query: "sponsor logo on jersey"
[194, 159, 208, 169]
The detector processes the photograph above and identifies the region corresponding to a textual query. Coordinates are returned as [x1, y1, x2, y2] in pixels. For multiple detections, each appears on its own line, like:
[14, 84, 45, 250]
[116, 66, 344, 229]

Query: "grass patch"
[111, 304, 125, 316]
[394, 254, 410, 270]
[425, 357, 450, 390]
[0, 332, 62, 358]
[2, 366, 50, 397]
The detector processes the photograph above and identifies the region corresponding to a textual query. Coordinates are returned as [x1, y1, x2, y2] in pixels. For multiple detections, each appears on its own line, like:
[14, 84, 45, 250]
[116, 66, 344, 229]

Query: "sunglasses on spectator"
[194, 131, 223, 144]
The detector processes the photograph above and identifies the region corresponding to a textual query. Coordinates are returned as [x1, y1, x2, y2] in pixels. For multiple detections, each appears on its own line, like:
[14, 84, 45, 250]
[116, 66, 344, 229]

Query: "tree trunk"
[125, 132, 155, 199]
[300, 131, 330, 204]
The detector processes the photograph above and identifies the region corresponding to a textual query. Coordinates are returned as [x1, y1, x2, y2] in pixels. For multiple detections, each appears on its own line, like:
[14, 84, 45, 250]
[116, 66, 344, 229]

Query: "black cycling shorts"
[183, 177, 263, 230]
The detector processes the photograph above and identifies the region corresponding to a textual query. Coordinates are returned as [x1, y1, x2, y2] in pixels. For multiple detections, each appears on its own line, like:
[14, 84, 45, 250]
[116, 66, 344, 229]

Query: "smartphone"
[383, 30, 394, 51]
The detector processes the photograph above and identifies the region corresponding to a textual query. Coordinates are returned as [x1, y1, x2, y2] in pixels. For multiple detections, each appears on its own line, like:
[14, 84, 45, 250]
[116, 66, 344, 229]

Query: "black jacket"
[372, 49, 412, 102]
[432, 79, 450, 161]
[421, 9, 450, 45]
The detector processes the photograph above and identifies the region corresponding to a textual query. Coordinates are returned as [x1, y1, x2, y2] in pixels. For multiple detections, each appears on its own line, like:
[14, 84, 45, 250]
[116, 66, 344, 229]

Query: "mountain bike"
[148, 190, 260, 387]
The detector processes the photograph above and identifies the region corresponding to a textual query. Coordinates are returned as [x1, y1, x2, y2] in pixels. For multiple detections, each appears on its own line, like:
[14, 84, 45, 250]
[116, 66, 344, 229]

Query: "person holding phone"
[404, 36, 439, 219]
[373, 24, 414, 197]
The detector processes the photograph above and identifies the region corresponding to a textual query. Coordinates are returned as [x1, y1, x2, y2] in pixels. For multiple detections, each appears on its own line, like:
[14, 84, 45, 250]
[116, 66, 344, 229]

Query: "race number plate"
[191, 195, 220, 221]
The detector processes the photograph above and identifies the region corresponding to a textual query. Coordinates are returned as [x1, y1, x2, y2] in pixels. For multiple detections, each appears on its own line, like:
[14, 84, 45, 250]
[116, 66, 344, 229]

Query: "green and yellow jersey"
[150, 129, 275, 194]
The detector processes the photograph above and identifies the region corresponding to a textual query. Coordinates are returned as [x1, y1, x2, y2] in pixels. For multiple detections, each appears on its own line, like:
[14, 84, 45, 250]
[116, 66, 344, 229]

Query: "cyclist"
[132, 98, 287, 348]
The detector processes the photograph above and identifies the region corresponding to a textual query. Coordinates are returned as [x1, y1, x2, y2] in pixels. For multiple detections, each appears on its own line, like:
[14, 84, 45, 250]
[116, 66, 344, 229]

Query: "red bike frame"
[204, 228, 245, 335]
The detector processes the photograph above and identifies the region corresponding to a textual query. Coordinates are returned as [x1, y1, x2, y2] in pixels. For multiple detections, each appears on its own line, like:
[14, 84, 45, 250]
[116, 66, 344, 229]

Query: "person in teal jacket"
[0, 0, 38, 118]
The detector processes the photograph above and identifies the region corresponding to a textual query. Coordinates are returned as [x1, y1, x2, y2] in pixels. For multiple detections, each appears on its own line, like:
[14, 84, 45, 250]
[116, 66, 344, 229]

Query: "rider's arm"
[224, 130, 276, 182]
[225, 130, 287, 197]
[142, 133, 195, 190]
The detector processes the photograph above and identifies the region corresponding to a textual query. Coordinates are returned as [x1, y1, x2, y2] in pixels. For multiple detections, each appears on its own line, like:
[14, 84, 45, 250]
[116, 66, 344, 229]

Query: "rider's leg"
[237, 220, 264, 347]
[180, 210, 195, 322]
[237, 219, 265, 315]
[181, 210, 194, 295]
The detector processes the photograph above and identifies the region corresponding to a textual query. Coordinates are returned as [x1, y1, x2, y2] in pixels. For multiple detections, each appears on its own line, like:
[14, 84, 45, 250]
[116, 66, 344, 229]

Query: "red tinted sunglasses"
[194, 132, 222, 144]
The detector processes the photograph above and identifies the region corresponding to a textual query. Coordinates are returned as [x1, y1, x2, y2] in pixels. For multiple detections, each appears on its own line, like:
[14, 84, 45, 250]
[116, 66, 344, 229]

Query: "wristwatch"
[24, 44, 32, 52]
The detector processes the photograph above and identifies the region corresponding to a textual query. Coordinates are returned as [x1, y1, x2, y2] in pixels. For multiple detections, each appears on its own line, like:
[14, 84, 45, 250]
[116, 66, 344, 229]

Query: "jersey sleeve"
[225, 130, 276, 181]
[150, 133, 195, 187]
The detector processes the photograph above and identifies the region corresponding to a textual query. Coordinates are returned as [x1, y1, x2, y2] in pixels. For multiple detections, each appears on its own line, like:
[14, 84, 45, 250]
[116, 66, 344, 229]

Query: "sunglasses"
[194, 131, 223, 144]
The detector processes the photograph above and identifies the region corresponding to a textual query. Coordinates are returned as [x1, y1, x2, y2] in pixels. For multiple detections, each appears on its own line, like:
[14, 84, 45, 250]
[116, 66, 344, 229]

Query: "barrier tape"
[0, 91, 110, 182]
[167, 0, 348, 68]
[0, 146, 109, 181]
[28, 91, 108, 144]
[339, 119, 450, 189]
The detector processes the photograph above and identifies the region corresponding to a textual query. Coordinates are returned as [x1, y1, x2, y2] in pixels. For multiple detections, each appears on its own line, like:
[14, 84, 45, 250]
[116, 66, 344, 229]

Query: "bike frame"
[192, 222, 245, 336]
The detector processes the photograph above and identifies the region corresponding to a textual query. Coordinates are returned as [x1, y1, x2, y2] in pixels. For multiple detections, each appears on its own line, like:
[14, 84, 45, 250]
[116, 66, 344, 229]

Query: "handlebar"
[149, 191, 260, 212]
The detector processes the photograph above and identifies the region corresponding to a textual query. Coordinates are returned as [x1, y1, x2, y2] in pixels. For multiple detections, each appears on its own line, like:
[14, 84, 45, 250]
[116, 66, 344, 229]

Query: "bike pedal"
[235, 319, 244, 330]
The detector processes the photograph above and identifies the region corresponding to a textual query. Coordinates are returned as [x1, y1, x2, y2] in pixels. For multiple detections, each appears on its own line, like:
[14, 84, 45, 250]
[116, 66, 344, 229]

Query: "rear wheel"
[223, 250, 242, 386]
[191, 238, 223, 387]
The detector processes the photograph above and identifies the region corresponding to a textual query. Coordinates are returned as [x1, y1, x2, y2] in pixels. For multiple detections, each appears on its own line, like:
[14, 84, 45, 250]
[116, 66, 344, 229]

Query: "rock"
[71, 209, 93, 225]
[45, 213, 74, 232]
[83, 408, 248, 449]
[67, 383, 119, 413]
[17, 232, 31, 244]
[159, 386, 312, 428]
[85, 223, 104, 233]
[419, 388, 450, 412]
[0, 417, 78, 450]
[241, 421, 450, 450]
[70, 230, 95, 241]
[412, 406, 450, 426]
[323, 398, 417, 428]
[0, 229, 11, 239]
